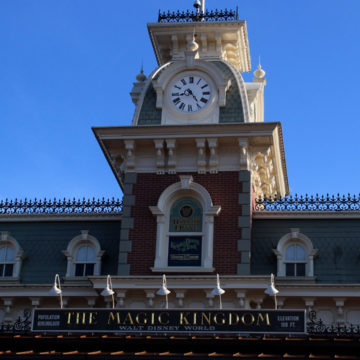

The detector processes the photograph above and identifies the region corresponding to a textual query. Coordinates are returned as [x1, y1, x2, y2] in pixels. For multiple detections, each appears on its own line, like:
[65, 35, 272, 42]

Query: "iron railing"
[307, 311, 360, 336]
[0, 310, 31, 333]
[255, 194, 360, 212]
[158, 8, 238, 23]
[0, 198, 122, 215]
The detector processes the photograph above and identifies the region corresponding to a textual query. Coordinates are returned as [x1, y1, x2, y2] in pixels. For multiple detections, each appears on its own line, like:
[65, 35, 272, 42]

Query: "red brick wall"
[128, 172, 247, 275]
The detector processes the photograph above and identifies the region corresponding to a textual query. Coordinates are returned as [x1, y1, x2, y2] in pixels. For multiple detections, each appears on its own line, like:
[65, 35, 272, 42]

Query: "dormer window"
[284, 244, 306, 277]
[0, 232, 25, 279]
[63, 230, 105, 278]
[74, 245, 96, 276]
[274, 228, 318, 278]
[0, 245, 15, 277]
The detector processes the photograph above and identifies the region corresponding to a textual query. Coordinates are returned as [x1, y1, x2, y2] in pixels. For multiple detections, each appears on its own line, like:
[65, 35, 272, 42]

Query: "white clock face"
[171, 76, 211, 113]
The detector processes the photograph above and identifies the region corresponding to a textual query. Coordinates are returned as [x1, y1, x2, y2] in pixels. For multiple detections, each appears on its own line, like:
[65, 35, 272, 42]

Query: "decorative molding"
[208, 138, 218, 174]
[166, 139, 177, 174]
[154, 139, 165, 174]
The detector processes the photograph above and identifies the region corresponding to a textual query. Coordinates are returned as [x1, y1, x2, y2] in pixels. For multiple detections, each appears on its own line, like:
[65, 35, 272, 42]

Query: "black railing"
[0, 310, 31, 333]
[255, 194, 360, 212]
[307, 311, 360, 336]
[158, 8, 238, 23]
[0, 198, 122, 215]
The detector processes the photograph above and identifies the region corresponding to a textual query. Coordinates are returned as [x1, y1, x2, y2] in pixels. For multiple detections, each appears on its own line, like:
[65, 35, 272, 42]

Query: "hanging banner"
[32, 309, 306, 334]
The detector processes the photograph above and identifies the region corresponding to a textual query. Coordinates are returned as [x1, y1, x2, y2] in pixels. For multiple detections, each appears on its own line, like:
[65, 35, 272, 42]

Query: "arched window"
[168, 197, 203, 267]
[74, 245, 96, 276]
[274, 228, 318, 278]
[63, 230, 104, 278]
[0, 245, 15, 277]
[0, 232, 25, 279]
[284, 244, 306, 276]
[150, 175, 221, 272]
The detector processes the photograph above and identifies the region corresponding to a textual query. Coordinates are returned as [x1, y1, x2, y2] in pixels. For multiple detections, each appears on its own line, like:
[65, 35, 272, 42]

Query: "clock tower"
[93, 5, 288, 277]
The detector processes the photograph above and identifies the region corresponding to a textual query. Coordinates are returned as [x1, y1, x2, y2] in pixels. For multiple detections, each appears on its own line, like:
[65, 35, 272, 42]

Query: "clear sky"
[1, 0, 359, 200]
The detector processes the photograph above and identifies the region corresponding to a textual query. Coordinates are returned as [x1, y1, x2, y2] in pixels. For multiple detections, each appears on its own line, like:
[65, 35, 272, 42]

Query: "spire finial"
[136, 62, 146, 82]
[254, 56, 266, 79]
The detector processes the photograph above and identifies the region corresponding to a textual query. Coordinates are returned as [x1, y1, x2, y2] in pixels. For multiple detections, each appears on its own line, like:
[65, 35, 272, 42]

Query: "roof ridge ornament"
[254, 56, 266, 79]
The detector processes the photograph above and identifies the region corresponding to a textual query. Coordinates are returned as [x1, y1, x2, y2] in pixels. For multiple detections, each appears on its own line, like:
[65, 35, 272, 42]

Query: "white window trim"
[149, 175, 221, 272]
[0, 231, 25, 278]
[63, 230, 105, 278]
[273, 228, 318, 277]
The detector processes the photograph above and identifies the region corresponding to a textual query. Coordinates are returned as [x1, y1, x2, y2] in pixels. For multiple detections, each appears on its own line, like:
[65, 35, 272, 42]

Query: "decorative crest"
[158, 8, 238, 23]
[255, 194, 360, 212]
[0, 198, 122, 216]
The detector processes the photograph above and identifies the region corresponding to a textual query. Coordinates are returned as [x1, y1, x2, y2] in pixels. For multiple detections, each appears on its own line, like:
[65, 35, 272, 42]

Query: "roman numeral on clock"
[201, 84, 208, 89]
[181, 79, 187, 85]
[189, 77, 194, 84]
[200, 97, 208, 103]
[187, 105, 193, 112]
[172, 93, 179, 96]
[173, 97, 181, 105]
[179, 102, 185, 110]
[203, 91, 210, 95]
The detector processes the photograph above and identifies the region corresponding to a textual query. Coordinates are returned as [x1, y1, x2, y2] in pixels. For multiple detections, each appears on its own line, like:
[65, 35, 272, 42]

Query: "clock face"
[171, 76, 211, 113]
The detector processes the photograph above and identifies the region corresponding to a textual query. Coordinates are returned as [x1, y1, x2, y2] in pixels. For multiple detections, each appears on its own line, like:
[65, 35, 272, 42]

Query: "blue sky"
[1, 0, 359, 200]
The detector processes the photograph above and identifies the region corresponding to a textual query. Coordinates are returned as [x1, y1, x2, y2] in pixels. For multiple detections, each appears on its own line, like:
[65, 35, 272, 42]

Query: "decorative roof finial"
[254, 56, 266, 79]
[187, 30, 199, 52]
[136, 62, 147, 82]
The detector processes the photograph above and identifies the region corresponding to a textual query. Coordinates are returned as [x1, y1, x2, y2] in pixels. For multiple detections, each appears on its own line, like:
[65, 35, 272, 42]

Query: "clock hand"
[187, 89, 198, 102]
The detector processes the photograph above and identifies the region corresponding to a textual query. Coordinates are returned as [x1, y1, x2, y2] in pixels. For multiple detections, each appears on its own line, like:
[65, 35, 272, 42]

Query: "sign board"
[32, 309, 306, 334]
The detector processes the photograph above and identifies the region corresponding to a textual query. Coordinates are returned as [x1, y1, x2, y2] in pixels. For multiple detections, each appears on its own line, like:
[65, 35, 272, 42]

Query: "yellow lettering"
[228, 312, 239, 326]
[180, 312, 190, 325]
[241, 312, 255, 326]
[158, 312, 170, 325]
[135, 312, 148, 325]
[108, 312, 116, 325]
[193, 312, 197, 325]
[214, 313, 226, 325]
[75, 312, 80, 325]
[89, 312, 97, 325]
[256, 313, 270, 326]
[151, 312, 155, 325]
[66, 312, 73, 325]
[124, 313, 134, 325]
[200, 312, 211, 325]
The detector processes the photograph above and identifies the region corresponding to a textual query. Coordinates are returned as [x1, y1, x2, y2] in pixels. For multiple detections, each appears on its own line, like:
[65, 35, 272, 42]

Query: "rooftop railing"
[158, 8, 238, 23]
[0, 198, 122, 215]
[255, 194, 360, 212]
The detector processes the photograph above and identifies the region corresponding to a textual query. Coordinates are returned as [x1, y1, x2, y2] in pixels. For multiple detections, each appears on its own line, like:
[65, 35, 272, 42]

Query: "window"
[0, 246, 15, 277]
[74, 245, 96, 276]
[0, 231, 25, 279]
[149, 175, 221, 272]
[63, 230, 104, 278]
[274, 228, 318, 278]
[168, 197, 203, 267]
[284, 244, 306, 276]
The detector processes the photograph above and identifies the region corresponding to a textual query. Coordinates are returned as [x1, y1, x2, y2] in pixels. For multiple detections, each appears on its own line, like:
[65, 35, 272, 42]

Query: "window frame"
[63, 230, 104, 278]
[0, 231, 25, 279]
[149, 175, 221, 272]
[273, 228, 318, 278]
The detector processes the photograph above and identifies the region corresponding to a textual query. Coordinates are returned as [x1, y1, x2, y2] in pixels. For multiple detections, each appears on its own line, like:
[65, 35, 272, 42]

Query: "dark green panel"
[212, 61, 244, 123]
[137, 84, 162, 125]
[0, 220, 121, 284]
[252, 219, 360, 283]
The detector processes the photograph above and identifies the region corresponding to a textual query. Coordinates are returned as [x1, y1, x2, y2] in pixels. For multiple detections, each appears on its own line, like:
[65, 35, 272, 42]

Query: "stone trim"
[118, 173, 138, 275]
[237, 170, 251, 275]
